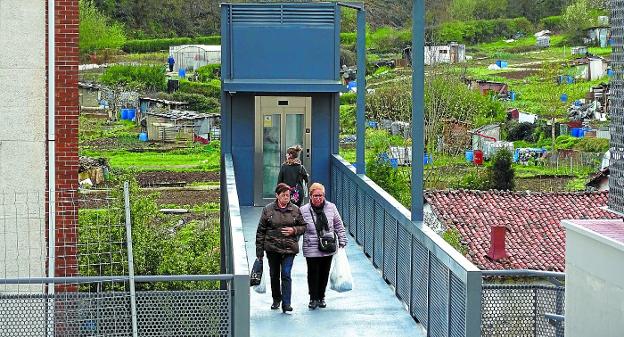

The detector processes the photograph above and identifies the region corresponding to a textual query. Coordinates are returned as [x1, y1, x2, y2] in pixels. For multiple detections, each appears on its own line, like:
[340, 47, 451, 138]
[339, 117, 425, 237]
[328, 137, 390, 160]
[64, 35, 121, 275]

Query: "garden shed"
[145, 110, 220, 142]
[569, 56, 609, 81]
[423, 43, 465, 65]
[79, 81, 103, 108]
[169, 45, 221, 72]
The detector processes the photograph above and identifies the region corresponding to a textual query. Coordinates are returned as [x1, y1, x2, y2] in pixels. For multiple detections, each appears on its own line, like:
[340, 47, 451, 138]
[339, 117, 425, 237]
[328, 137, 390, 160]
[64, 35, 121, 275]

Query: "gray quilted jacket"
[300, 201, 348, 257]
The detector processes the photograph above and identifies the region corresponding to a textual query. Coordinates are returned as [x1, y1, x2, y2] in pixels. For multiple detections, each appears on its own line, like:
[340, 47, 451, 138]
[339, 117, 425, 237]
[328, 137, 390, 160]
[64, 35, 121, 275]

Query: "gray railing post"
[124, 182, 139, 337]
[232, 274, 250, 337]
[465, 270, 482, 337]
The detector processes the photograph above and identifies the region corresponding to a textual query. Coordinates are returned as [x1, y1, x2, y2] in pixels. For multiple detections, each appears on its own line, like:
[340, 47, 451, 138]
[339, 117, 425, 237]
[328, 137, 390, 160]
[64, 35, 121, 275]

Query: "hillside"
[92, 0, 569, 38]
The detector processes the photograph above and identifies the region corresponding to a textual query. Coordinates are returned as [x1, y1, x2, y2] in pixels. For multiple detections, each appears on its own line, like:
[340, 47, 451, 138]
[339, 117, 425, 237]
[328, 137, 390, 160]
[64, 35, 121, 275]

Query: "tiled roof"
[424, 190, 623, 272]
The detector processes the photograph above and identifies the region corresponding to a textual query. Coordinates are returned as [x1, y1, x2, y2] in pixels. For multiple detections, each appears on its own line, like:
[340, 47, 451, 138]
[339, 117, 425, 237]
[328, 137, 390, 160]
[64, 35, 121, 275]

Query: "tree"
[489, 148, 515, 191]
[562, 0, 595, 42]
[79, 0, 126, 55]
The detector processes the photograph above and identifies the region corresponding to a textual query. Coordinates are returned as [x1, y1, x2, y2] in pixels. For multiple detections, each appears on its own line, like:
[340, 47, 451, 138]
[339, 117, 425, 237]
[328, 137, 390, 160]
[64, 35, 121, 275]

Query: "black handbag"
[250, 259, 263, 286]
[309, 208, 338, 253]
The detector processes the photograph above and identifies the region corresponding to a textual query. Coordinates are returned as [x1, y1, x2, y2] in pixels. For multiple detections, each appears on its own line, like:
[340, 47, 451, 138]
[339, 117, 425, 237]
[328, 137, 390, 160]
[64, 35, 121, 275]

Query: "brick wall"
[48, 0, 79, 285]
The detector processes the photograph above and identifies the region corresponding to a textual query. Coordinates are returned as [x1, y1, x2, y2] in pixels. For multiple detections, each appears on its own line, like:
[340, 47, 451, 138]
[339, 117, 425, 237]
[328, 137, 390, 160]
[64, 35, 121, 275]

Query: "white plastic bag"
[253, 258, 269, 294]
[329, 248, 353, 292]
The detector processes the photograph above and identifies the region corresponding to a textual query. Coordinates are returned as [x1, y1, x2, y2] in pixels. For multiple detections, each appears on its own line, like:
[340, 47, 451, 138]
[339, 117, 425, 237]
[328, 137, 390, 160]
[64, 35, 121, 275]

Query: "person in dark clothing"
[300, 183, 347, 309]
[255, 183, 306, 313]
[277, 145, 309, 207]
[167, 55, 175, 72]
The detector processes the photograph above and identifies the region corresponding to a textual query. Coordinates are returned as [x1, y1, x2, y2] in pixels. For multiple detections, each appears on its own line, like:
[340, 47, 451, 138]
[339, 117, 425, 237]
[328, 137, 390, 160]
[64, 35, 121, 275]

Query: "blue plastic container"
[571, 128, 582, 137]
[120, 109, 128, 120]
[126, 108, 136, 121]
[139, 132, 148, 142]
[465, 150, 474, 162]
[560, 93, 568, 103]
[389, 158, 398, 169]
[424, 154, 432, 165]
[367, 121, 378, 128]
[574, 100, 582, 107]
[179, 68, 186, 78]
[509, 91, 516, 101]
[500, 61, 508, 68]
[608, 69, 614, 77]
[566, 75, 574, 84]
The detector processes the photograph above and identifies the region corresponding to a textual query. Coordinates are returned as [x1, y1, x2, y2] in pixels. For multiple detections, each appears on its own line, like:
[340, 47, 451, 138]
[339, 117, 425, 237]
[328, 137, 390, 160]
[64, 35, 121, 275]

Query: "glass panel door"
[284, 113, 304, 152]
[262, 114, 281, 199]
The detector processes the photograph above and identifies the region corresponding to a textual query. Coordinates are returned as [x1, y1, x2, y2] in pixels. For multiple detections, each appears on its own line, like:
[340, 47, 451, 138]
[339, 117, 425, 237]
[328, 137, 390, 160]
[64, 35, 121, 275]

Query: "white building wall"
[0, 0, 47, 284]
[563, 220, 624, 337]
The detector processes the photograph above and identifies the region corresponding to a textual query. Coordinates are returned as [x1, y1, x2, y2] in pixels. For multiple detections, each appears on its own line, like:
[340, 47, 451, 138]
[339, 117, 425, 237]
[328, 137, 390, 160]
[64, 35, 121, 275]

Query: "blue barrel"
[509, 91, 516, 101]
[578, 128, 586, 137]
[465, 150, 474, 162]
[120, 108, 128, 120]
[496, 60, 502, 67]
[560, 93, 568, 103]
[179, 68, 186, 78]
[389, 158, 398, 169]
[571, 128, 580, 137]
[126, 108, 136, 121]
[566, 75, 574, 84]
[139, 132, 148, 142]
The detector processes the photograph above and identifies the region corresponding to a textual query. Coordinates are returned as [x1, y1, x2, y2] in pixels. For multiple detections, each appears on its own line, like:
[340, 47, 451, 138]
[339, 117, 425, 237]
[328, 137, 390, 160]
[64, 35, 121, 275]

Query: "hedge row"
[437, 17, 534, 44]
[123, 36, 221, 53]
[125, 33, 359, 54]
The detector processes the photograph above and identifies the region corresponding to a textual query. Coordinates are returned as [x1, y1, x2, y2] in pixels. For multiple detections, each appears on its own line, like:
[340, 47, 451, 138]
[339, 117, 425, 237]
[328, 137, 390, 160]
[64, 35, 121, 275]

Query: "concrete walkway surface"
[241, 206, 425, 337]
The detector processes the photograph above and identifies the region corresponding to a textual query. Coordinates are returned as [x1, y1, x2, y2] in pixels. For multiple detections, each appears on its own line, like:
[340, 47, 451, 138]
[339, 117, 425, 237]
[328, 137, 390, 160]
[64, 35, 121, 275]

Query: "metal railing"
[221, 153, 250, 337]
[331, 155, 482, 337]
[481, 270, 565, 337]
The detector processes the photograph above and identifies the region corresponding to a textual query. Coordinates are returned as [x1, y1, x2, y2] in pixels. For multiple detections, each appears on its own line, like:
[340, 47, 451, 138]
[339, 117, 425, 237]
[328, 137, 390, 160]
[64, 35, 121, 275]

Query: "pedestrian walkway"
[241, 206, 425, 337]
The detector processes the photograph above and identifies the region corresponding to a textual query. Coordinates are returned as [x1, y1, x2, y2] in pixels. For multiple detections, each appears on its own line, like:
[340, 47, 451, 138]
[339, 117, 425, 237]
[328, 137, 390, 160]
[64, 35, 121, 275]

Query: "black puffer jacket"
[255, 202, 306, 258]
[277, 162, 308, 191]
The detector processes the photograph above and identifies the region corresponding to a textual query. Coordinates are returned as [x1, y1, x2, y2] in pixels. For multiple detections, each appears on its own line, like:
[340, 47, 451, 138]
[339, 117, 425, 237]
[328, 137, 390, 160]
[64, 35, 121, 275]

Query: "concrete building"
[563, 220, 624, 336]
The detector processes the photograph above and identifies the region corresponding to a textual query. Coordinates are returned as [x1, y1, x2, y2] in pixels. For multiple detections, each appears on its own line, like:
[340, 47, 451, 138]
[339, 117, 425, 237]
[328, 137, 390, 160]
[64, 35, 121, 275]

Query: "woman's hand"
[281, 227, 295, 236]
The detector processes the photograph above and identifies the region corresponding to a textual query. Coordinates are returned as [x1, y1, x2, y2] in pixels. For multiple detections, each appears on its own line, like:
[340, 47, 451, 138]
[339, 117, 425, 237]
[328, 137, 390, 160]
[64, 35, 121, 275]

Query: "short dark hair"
[275, 183, 291, 195]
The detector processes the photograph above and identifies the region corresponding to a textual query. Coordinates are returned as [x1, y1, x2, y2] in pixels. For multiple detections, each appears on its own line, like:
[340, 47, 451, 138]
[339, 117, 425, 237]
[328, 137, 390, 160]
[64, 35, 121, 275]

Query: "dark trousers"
[306, 255, 333, 301]
[168, 64, 174, 72]
[266, 252, 295, 305]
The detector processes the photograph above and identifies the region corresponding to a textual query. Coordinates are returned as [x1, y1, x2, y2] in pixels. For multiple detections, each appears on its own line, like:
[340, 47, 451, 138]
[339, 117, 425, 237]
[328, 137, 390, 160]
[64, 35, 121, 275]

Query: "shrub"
[178, 79, 221, 98]
[555, 135, 580, 149]
[79, 0, 126, 55]
[341, 32, 357, 45]
[488, 148, 515, 191]
[196, 64, 221, 82]
[506, 121, 536, 142]
[540, 15, 563, 32]
[437, 17, 534, 44]
[340, 93, 357, 105]
[339, 105, 356, 134]
[100, 65, 166, 91]
[452, 168, 490, 190]
[573, 137, 609, 152]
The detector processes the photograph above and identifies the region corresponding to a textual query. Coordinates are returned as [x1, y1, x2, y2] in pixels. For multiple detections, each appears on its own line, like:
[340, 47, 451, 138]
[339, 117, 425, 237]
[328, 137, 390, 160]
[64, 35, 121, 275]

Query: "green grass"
[82, 143, 221, 172]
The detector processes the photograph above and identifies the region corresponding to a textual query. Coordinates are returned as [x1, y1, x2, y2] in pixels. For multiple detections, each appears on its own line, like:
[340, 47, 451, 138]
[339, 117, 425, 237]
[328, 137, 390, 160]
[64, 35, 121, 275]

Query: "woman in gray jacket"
[300, 182, 347, 309]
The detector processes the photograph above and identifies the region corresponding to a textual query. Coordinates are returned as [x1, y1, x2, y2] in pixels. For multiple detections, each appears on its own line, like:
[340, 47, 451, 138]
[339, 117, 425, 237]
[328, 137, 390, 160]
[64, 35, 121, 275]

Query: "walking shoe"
[282, 304, 293, 313]
[318, 299, 327, 308]
[308, 300, 318, 309]
[271, 300, 281, 310]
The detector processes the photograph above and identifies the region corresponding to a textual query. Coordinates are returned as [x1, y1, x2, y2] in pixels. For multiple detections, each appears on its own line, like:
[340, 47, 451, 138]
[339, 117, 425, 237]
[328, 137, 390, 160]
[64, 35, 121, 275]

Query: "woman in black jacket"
[277, 145, 309, 207]
[255, 183, 306, 313]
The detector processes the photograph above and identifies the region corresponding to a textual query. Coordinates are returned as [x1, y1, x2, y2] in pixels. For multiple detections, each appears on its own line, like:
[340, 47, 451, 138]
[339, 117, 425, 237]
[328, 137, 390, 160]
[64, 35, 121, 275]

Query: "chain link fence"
[0, 184, 234, 337]
[610, 0, 624, 213]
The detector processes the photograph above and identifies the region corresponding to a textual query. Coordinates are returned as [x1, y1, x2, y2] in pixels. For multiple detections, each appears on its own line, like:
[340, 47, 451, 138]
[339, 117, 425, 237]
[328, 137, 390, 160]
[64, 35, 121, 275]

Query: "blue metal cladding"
[223, 3, 340, 83]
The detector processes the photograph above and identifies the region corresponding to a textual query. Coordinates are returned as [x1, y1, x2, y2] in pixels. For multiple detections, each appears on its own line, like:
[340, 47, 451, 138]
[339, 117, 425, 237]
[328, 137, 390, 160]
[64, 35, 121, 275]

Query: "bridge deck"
[241, 206, 425, 337]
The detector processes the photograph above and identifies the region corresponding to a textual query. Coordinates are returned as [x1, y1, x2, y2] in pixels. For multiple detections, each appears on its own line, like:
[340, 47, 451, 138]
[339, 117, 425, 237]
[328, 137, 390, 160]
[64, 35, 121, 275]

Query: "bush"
[178, 79, 221, 98]
[79, 0, 126, 55]
[555, 135, 580, 149]
[540, 15, 563, 32]
[573, 137, 609, 152]
[122, 36, 221, 53]
[488, 148, 515, 191]
[437, 17, 534, 44]
[340, 93, 357, 105]
[100, 65, 166, 91]
[159, 92, 220, 113]
[506, 121, 536, 142]
[196, 64, 221, 82]
[341, 32, 357, 46]
[339, 105, 356, 134]
[452, 168, 490, 190]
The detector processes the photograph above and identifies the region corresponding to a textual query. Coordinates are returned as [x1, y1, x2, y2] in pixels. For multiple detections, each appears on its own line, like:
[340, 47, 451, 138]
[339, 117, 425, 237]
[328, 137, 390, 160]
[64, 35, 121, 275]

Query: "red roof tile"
[424, 190, 623, 272]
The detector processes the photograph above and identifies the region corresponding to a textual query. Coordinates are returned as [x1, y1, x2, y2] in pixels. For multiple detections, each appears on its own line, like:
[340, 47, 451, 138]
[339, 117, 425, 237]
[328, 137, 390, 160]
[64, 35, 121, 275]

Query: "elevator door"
[254, 96, 311, 206]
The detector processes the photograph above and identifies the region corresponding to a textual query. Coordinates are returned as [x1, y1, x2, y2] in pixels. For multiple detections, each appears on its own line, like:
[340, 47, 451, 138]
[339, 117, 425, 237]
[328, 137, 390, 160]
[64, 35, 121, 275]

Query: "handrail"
[223, 153, 250, 337]
[0, 275, 234, 285]
[331, 154, 482, 336]
[332, 154, 480, 279]
[482, 269, 565, 279]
